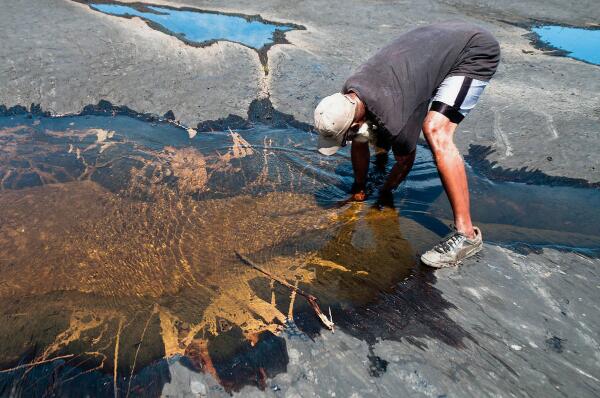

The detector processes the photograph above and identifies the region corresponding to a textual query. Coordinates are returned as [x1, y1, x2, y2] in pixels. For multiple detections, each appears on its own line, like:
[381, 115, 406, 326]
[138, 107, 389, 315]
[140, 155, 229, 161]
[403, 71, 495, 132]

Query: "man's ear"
[354, 106, 366, 125]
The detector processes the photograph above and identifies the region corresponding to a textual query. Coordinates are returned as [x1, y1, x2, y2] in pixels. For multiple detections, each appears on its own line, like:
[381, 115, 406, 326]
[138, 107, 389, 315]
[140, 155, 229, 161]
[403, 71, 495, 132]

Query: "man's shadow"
[287, 202, 472, 350]
[246, 200, 475, 382]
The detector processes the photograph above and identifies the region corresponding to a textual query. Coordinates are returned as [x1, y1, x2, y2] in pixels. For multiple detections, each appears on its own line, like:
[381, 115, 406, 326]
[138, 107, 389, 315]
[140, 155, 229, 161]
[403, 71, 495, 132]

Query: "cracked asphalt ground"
[0, 0, 599, 397]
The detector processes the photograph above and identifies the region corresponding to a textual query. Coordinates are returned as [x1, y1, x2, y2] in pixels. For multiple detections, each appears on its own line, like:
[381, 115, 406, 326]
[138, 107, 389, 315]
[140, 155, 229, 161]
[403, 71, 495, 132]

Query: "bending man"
[313, 21, 500, 268]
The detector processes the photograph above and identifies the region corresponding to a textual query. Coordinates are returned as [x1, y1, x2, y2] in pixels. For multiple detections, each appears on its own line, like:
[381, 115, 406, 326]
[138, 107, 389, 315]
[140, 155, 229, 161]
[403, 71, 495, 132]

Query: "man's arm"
[380, 149, 416, 193]
[350, 140, 370, 201]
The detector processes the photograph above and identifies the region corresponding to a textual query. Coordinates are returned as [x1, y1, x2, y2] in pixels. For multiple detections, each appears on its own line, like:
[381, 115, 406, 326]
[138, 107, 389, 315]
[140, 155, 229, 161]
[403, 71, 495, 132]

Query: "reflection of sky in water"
[532, 25, 600, 65]
[90, 3, 292, 49]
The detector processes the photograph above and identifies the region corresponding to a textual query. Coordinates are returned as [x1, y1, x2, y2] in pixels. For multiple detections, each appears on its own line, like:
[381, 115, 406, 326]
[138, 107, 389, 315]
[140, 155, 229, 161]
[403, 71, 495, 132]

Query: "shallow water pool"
[531, 25, 600, 65]
[88, 2, 296, 51]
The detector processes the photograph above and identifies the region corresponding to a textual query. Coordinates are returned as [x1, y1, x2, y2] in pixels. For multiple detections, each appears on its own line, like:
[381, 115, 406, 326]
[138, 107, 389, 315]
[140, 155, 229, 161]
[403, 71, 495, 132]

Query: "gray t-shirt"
[342, 21, 500, 137]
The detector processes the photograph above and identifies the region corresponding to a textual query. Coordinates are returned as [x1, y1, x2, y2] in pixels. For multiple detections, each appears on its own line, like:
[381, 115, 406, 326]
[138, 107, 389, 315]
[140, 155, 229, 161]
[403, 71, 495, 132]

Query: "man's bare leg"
[422, 110, 474, 238]
[350, 140, 370, 201]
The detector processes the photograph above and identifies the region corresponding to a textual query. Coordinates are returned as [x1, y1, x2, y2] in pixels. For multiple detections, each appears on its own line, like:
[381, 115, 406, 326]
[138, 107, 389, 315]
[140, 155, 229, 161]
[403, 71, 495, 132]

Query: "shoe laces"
[434, 232, 466, 254]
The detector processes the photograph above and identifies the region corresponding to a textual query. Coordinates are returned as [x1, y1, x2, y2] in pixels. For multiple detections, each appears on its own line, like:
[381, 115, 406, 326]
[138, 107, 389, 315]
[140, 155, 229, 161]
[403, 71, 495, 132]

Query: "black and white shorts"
[368, 75, 489, 155]
[430, 75, 489, 124]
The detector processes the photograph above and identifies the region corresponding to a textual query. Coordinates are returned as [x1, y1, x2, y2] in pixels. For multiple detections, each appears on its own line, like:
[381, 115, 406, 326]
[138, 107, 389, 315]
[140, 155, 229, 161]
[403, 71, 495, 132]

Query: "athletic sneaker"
[421, 226, 483, 268]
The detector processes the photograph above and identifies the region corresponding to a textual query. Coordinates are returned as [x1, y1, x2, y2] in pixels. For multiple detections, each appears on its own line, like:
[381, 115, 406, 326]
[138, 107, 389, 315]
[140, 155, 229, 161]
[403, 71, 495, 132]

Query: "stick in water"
[235, 251, 334, 331]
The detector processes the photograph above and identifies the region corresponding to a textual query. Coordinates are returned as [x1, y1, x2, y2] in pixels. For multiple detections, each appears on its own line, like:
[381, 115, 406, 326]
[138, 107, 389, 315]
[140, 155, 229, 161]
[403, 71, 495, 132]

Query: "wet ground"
[0, 110, 598, 396]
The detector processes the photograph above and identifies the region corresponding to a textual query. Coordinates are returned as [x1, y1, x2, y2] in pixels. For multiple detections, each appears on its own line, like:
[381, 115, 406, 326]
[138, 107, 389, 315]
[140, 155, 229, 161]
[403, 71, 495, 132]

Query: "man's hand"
[350, 181, 367, 201]
[337, 182, 367, 207]
[351, 190, 367, 202]
[374, 189, 394, 209]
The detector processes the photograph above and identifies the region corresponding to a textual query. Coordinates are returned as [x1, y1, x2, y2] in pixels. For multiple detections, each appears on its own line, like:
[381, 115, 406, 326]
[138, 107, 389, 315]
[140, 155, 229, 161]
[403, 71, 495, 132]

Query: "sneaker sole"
[420, 241, 483, 269]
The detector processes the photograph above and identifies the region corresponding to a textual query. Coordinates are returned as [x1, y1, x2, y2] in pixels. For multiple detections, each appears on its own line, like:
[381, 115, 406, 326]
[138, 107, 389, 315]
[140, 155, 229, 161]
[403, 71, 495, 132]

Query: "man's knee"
[422, 114, 455, 151]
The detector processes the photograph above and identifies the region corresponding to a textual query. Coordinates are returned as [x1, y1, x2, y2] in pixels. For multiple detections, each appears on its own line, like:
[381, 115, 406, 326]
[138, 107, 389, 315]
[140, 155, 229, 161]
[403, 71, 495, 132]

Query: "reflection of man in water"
[313, 21, 500, 268]
[311, 203, 415, 303]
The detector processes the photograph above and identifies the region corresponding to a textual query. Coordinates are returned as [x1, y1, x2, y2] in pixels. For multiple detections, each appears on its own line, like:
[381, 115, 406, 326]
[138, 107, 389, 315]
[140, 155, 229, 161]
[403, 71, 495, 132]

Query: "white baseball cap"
[314, 93, 357, 156]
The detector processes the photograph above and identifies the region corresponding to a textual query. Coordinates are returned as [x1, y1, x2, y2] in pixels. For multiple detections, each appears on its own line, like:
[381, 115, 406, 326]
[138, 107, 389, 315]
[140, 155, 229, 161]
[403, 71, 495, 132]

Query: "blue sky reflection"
[532, 25, 600, 65]
[90, 3, 293, 50]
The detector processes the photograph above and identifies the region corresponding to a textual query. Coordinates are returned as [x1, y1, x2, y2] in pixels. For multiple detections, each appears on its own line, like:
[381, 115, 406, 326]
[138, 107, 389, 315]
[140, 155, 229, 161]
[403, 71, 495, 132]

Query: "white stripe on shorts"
[432, 75, 488, 117]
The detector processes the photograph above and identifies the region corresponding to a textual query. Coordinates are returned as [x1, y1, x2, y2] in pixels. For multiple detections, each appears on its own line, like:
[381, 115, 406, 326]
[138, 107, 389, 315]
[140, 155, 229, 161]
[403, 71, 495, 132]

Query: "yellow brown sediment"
[0, 178, 334, 372]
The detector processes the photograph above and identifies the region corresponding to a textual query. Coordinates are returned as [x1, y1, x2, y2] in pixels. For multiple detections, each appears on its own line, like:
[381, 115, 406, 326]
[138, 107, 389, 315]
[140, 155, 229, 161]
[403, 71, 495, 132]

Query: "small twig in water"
[0, 354, 75, 373]
[235, 252, 334, 332]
